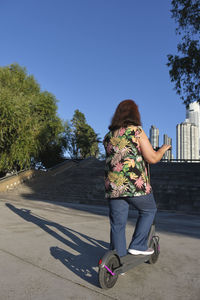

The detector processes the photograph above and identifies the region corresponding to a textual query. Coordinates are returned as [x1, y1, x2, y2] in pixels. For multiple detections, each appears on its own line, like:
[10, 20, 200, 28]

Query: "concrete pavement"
[0, 195, 200, 300]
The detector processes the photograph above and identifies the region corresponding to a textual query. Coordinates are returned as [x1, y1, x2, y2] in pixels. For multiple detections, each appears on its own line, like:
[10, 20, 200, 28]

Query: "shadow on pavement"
[4, 195, 200, 240]
[6, 203, 109, 287]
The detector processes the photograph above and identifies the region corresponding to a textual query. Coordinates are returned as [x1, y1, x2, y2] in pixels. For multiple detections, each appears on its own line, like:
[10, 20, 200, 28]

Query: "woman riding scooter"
[103, 99, 171, 257]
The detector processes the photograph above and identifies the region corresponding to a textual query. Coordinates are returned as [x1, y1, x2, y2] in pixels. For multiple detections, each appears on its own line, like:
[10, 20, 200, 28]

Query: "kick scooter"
[98, 220, 160, 289]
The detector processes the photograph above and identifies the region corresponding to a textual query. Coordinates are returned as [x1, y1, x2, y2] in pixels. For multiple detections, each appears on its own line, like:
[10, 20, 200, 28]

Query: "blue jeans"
[108, 193, 157, 257]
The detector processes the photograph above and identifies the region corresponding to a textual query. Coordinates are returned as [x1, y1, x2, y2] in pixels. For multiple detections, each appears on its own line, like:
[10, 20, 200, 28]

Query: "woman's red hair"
[109, 99, 142, 131]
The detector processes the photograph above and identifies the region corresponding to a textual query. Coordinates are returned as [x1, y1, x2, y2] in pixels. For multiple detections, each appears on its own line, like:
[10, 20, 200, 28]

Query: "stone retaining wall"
[0, 160, 199, 213]
[150, 162, 200, 212]
[0, 170, 41, 192]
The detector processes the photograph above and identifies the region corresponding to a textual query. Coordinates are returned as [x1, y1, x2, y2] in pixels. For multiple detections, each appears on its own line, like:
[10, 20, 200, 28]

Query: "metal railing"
[161, 158, 200, 163]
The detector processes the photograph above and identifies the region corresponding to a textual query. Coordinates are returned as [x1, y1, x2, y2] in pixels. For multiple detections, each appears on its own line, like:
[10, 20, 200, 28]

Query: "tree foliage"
[66, 109, 100, 159]
[167, 0, 200, 105]
[0, 64, 101, 175]
[0, 64, 65, 173]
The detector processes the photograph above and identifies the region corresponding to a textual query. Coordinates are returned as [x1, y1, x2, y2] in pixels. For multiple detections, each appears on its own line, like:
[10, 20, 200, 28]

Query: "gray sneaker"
[128, 248, 154, 255]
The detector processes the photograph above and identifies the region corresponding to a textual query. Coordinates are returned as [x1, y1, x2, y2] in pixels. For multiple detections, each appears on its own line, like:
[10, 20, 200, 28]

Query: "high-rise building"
[186, 101, 200, 127]
[186, 101, 200, 155]
[176, 121, 199, 160]
[149, 125, 159, 150]
[163, 134, 172, 160]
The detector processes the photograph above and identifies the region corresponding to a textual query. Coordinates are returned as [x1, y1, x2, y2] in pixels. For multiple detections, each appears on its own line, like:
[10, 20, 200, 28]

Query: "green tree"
[66, 109, 100, 159]
[167, 0, 200, 105]
[0, 64, 65, 174]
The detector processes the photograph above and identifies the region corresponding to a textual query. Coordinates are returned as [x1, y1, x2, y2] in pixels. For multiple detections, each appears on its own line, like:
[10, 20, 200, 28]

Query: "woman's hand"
[160, 144, 171, 151]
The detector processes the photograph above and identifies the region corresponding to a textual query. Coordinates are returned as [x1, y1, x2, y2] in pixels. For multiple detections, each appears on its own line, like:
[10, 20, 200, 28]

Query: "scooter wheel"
[98, 254, 120, 289]
[148, 236, 160, 264]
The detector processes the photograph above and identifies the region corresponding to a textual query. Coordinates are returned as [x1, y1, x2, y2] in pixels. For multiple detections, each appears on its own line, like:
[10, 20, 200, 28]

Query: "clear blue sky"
[0, 0, 187, 157]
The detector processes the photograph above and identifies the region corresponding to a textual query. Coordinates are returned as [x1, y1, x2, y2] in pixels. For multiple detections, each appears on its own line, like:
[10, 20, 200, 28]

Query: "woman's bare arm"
[138, 129, 171, 164]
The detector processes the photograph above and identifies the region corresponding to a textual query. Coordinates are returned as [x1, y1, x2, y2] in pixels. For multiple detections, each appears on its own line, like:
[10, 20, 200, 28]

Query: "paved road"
[0, 195, 200, 300]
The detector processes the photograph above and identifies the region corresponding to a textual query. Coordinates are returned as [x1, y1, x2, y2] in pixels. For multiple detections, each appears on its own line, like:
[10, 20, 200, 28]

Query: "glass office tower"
[149, 125, 159, 150]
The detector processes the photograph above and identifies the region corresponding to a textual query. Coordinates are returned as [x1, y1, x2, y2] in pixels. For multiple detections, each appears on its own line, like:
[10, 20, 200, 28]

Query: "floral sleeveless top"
[103, 126, 152, 198]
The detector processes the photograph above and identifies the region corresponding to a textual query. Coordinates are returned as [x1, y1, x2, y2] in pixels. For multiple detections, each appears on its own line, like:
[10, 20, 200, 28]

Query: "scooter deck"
[116, 253, 151, 274]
